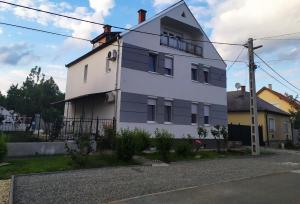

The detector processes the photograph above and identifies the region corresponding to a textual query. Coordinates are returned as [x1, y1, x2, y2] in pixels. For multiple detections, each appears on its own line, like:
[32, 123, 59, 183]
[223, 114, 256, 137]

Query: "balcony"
[160, 35, 203, 57]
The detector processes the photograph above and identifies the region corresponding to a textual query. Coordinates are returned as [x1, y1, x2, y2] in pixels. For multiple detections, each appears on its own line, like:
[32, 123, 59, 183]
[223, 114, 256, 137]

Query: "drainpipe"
[114, 35, 121, 132]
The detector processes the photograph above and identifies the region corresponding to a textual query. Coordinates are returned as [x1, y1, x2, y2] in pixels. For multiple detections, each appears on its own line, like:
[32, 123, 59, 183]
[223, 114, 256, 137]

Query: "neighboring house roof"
[227, 91, 289, 116]
[257, 87, 300, 110]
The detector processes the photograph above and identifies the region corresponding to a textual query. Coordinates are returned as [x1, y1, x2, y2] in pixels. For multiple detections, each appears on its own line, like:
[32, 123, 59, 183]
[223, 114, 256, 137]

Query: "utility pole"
[244, 38, 262, 156]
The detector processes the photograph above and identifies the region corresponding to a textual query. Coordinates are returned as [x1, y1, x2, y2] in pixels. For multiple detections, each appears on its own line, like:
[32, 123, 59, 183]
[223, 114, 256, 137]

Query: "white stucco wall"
[65, 44, 119, 100]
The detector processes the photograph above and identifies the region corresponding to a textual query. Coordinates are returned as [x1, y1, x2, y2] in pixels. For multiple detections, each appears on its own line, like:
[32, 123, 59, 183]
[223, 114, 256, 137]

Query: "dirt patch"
[0, 179, 10, 204]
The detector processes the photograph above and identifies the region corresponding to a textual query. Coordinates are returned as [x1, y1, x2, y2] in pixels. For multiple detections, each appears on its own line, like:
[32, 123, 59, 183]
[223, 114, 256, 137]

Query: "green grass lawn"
[142, 149, 252, 162]
[0, 154, 138, 180]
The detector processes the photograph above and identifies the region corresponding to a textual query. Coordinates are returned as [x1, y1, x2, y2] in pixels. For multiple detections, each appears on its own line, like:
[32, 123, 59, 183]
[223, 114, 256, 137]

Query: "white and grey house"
[62, 0, 227, 139]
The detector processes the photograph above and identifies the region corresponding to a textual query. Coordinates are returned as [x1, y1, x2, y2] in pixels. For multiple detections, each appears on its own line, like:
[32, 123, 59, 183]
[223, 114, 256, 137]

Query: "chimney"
[103, 24, 111, 33]
[138, 9, 147, 24]
[240, 85, 246, 96]
[268, 84, 272, 90]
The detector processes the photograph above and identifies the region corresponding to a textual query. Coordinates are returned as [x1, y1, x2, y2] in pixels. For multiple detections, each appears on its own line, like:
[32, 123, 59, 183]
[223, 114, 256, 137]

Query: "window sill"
[204, 124, 210, 127]
[164, 74, 174, 78]
[164, 122, 172, 125]
[147, 121, 157, 124]
[192, 80, 200, 83]
[191, 123, 198, 126]
[204, 83, 209, 85]
[148, 71, 160, 75]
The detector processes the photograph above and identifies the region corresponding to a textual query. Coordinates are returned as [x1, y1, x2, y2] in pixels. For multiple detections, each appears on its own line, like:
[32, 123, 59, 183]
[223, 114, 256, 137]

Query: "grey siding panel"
[198, 103, 204, 125]
[210, 104, 228, 126]
[173, 100, 191, 125]
[120, 92, 147, 123]
[157, 53, 165, 75]
[210, 67, 226, 88]
[122, 43, 149, 72]
[156, 97, 164, 124]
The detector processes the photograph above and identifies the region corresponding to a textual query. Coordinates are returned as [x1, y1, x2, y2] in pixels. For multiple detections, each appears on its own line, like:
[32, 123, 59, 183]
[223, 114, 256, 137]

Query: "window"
[204, 69, 209, 83]
[147, 98, 156, 122]
[191, 64, 198, 81]
[148, 53, 157, 72]
[164, 57, 173, 76]
[204, 105, 210, 125]
[283, 121, 289, 133]
[268, 118, 275, 132]
[191, 104, 198, 124]
[164, 100, 172, 122]
[83, 64, 88, 83]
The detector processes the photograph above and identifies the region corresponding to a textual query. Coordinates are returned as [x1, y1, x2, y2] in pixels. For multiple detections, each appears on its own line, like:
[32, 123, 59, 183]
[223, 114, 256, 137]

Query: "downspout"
[114, 35, 121, 131]
[265, 112, 270, 146]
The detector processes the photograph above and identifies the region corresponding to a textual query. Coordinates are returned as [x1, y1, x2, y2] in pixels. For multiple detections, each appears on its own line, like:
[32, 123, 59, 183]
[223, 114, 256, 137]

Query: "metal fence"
[46, 117, 115, 141]
[0, 115, 32, 132]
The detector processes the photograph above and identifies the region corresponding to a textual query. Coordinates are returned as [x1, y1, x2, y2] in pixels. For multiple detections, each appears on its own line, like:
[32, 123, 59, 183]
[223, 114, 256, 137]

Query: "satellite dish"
[235, 83, 241, 90]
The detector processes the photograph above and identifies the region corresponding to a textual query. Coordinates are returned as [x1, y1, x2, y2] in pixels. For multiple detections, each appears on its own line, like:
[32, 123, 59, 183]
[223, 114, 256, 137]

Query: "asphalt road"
[113, 171, 300, 204]
[12, 149, 300, 204]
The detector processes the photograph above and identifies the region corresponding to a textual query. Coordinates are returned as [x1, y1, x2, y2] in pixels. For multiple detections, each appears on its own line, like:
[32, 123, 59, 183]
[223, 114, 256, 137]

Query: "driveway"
[12, 150, 300, 204]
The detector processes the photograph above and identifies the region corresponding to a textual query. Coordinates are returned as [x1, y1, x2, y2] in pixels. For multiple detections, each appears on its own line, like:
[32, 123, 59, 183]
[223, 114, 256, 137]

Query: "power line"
[226, 47, 245, 71]
[0, 22, 90, 42]
[254, 52, 300, 93]
[1, 21, 246, 63]
[257, 65, 299, 95]
[255, 31, 300, 40]
[0, 0, 243, 46]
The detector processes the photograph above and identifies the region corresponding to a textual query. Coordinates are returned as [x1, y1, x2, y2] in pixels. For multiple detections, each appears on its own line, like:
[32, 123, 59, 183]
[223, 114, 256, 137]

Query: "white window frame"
[203, 68, 209, 84]
[191, 64, 198, 81]
[204, 105, 210, 126]
[164, 56, 174, 76]
[268, 117, 275, 132]
[164, 100, 173, 124]
[191, 103, 198, 125]
[147, 98, 157, 123]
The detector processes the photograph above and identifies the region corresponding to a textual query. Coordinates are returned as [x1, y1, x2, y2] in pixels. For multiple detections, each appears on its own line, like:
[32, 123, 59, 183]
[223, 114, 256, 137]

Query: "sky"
[0, 0, 300, 97]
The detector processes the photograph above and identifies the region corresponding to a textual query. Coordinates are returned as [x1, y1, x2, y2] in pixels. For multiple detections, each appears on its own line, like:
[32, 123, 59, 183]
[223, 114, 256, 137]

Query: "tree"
[0, 91, 6, 107]
[5, 66, 64, 125]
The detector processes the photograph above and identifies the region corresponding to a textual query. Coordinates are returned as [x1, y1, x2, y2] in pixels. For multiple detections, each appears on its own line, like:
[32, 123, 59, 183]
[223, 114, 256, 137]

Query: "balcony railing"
[160, 35, 203, 57]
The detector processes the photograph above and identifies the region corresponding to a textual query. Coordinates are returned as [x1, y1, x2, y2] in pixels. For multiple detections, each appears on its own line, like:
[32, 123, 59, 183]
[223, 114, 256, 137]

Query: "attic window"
[181, 12, 186, 17]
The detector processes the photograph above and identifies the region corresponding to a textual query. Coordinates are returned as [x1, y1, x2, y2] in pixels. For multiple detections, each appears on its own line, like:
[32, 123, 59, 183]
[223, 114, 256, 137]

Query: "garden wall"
[7, 141, 97, 157]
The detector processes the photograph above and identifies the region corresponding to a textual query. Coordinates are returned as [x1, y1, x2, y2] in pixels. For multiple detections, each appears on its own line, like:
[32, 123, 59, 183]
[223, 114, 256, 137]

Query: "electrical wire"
[226, 47, 245, 71]
[254, 52, 300, 92]
[257, 66, 299, 95]
[255, 31, 300, 40]
[0, 21, 246, 63]
[0, 0, 243, 46]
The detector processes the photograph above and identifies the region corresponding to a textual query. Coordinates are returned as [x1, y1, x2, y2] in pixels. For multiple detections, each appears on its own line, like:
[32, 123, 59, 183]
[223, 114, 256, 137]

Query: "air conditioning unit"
[105, 92, 115, 103]
[107, 50, 117, 61]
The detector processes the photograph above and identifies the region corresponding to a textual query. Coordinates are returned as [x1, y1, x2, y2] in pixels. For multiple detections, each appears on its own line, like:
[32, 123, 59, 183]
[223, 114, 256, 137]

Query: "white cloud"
[0, 42, 39, 65]
[2, 0, 115, 40]
[0, 28, 3, 34]
[207, 0, 300, 59]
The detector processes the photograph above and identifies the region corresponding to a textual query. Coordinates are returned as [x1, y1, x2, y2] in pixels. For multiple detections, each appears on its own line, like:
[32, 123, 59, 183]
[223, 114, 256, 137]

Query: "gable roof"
[227, 91, 289, 116]
[257, 87, 300, 110]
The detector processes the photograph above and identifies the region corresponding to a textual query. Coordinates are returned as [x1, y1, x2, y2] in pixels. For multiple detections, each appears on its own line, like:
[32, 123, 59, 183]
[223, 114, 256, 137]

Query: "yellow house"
[228, 87, 292, 146]
[257, 85, 300, 113]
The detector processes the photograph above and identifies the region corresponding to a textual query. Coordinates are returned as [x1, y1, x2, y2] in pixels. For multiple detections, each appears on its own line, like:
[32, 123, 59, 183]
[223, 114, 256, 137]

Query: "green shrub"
[175, 139, 193, 157]
[116, 129, 135, 161]
[0, 134, 7, 162]
[98, 124, 117, 151]
[65, 134, 93, 167]
[155, 129, 174, 162]
[132, 128, 151, 153]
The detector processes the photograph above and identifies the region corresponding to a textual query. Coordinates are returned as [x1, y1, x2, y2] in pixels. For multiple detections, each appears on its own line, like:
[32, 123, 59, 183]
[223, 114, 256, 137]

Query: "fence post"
[96, 117, 99, 138]
[113, 117, 116, 134]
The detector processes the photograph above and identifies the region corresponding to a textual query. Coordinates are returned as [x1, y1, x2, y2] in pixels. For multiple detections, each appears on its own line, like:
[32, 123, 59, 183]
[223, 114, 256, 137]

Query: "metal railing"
[160, 35, 203, 57]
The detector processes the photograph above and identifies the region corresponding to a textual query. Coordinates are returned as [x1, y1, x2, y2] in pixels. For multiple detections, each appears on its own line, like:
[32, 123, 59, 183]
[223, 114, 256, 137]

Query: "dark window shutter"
[157, 53, 165, 75]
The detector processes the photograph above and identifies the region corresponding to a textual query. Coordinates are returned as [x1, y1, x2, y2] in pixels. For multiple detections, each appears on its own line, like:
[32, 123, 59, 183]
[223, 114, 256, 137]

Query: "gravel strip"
[0, 179, 10, 204]
[13, 152, 300, 204]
